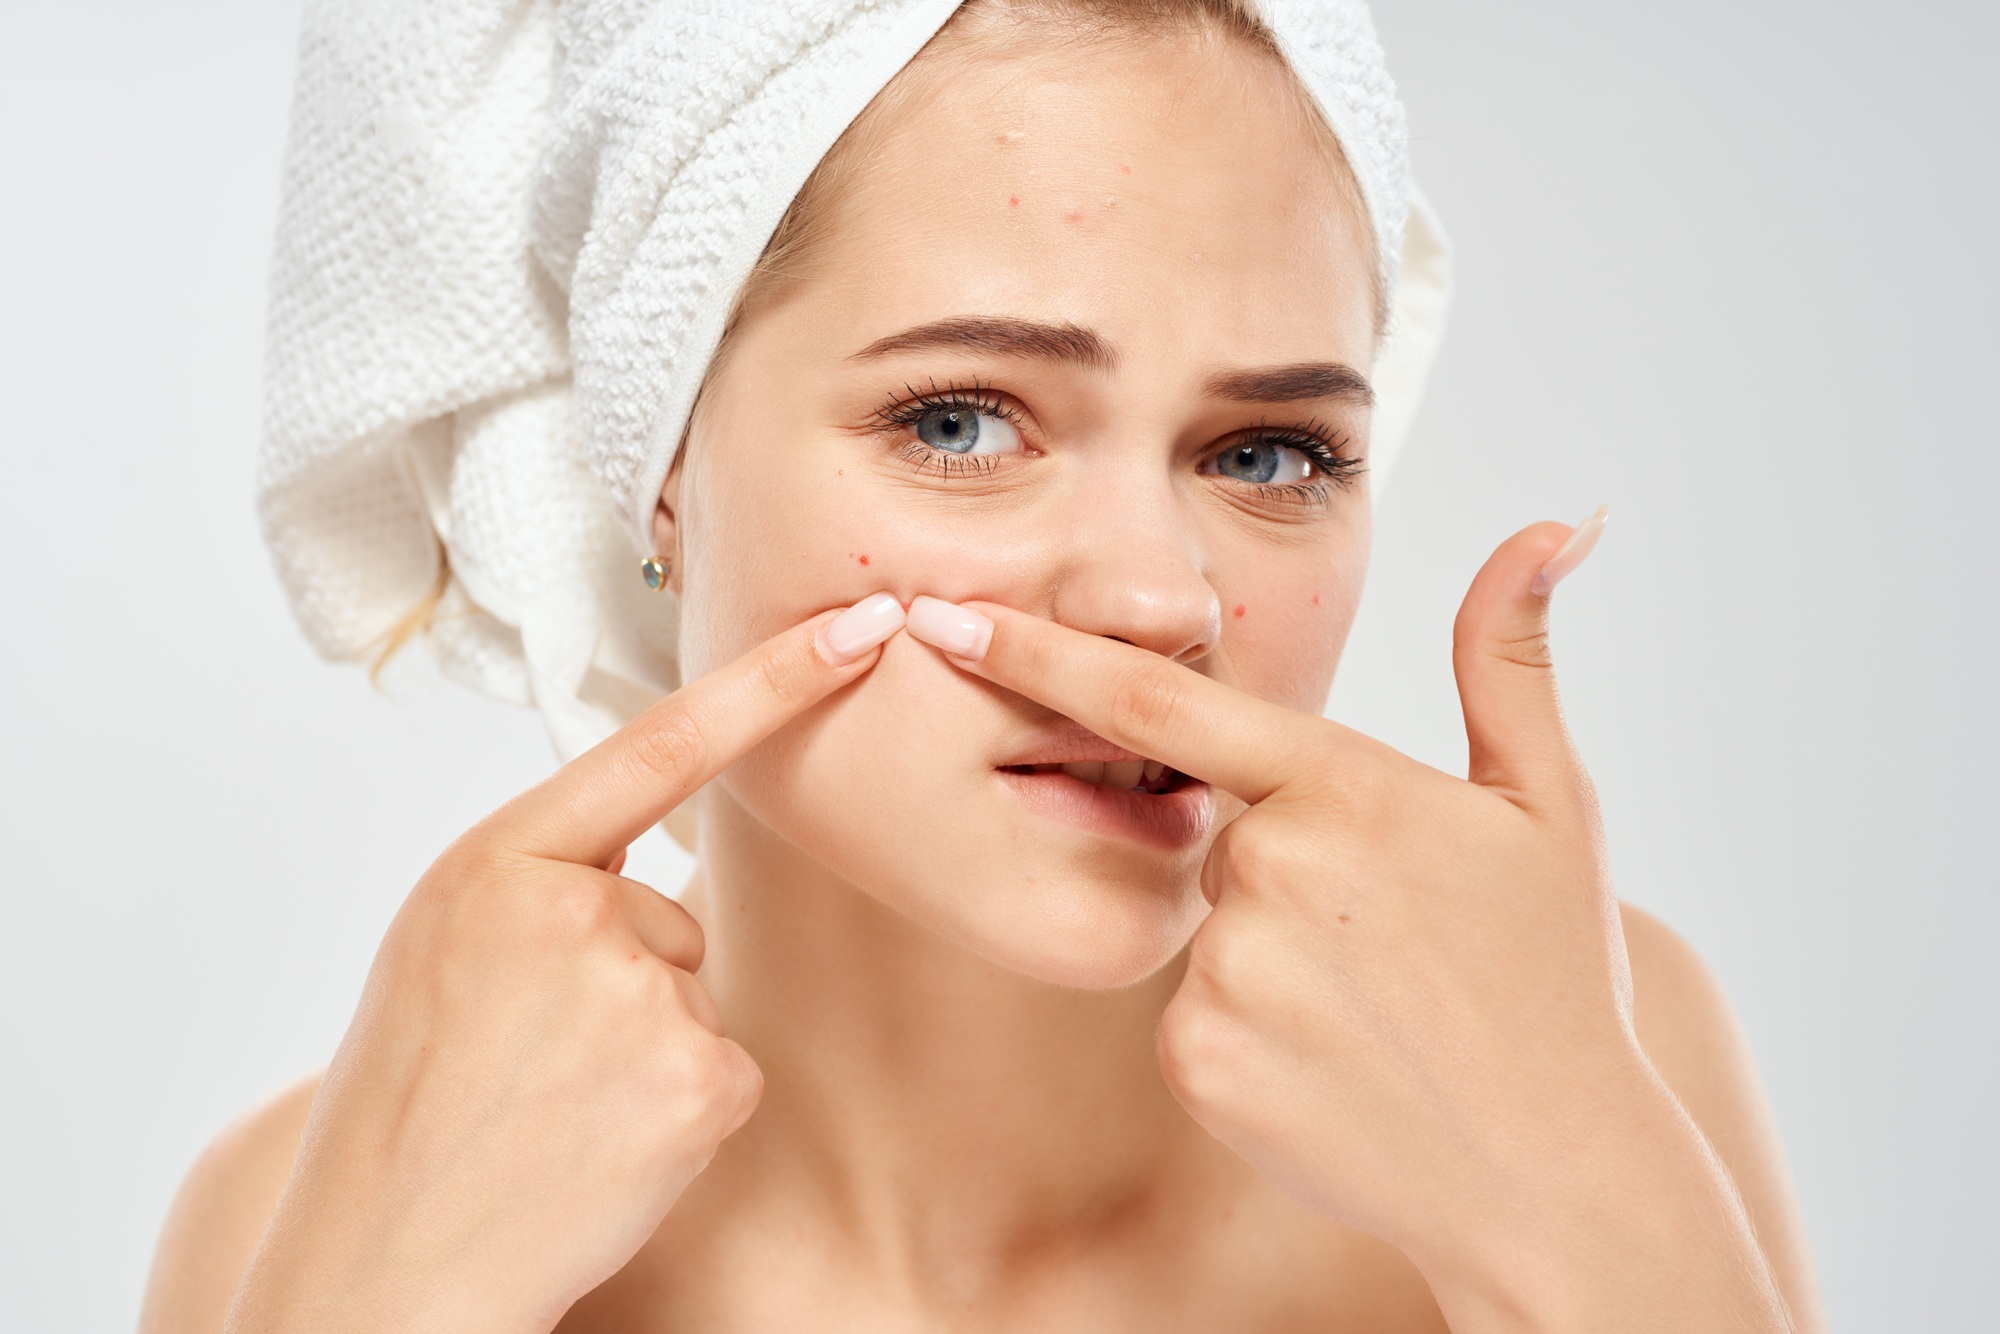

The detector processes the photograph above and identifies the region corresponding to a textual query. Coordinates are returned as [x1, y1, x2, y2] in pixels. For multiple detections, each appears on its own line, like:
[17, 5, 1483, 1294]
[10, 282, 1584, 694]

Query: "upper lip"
[996, 721, 1153, 768]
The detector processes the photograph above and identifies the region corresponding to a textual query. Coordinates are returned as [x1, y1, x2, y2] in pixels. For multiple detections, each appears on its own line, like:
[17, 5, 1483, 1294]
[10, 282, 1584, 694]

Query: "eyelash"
[869, 380, 1022, 478]
[1222, 418, 1366, 509]
[866, 381, 1364, 501]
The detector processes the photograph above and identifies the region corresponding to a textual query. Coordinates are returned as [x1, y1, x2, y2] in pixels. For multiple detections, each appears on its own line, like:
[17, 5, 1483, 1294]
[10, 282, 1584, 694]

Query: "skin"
[143, 19, 1824, 1334]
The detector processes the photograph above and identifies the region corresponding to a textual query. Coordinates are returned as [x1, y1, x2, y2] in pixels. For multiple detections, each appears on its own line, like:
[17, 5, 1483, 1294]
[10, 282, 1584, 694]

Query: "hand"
[225, 598, 906, 1334]
[917, 523, 1793, 1332]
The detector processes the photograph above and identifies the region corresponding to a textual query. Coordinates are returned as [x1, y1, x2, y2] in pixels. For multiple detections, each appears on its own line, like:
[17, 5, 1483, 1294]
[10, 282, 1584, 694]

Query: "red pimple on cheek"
[858, 554, 871, 566]
[1311, 592, 1321, 607]
[1120, 164, 1132, 174]
[1064, 208, 1083, 223]
[1008, 195, 1019, 207]
[1232, 603, 1247, 619]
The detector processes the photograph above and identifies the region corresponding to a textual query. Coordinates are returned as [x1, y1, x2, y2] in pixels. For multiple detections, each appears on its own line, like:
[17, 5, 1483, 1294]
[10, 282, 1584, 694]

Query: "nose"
[1048, 484, 1221, 665]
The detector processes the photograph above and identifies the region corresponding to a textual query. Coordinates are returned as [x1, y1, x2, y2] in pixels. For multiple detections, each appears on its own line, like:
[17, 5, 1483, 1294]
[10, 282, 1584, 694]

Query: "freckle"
[1232, 603, 1246, 619]
[858, 554, 871, 566]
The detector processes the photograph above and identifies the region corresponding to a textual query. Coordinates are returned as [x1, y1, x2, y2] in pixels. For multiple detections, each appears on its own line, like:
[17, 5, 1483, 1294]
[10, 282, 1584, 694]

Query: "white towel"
[258, 0, 1451, 786]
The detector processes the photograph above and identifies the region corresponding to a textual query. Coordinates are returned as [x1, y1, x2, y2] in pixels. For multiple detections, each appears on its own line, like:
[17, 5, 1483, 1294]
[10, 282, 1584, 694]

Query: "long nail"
[1531, 505, 1610, 597]
[815, 593, 907, 664]
[905, 596, 995, 662]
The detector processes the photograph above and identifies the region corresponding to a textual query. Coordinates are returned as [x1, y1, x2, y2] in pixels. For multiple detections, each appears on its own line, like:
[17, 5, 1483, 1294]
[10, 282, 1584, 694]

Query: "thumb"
[1452, 507, 1608, 801]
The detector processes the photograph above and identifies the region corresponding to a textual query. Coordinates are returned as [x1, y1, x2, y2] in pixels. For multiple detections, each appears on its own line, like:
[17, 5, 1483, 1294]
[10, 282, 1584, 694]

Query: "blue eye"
[914, 405, 1022, 455]
[1211, 440, 1314, 485]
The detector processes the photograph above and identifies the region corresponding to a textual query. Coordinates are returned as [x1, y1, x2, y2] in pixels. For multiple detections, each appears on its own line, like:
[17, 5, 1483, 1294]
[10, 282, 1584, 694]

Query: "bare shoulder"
[1618, 903, 1826, 1334]
[139, 1071, 324, 1334]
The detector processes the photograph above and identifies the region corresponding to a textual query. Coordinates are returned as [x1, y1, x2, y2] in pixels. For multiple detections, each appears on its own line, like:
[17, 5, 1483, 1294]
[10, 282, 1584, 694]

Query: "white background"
[1, 1, 1993, 1328]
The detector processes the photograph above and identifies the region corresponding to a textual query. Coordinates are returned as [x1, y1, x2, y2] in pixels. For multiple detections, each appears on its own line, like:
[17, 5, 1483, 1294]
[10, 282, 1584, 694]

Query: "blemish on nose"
[1232, 603, 1247, 619]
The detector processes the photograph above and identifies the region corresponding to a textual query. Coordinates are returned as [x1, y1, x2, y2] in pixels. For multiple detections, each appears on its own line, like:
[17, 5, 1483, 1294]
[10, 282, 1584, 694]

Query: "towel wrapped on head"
[258, 0, 1450, 804]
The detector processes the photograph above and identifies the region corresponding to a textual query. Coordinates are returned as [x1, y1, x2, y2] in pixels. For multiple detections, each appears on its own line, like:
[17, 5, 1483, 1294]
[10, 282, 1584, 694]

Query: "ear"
[649, 454, 686, 592]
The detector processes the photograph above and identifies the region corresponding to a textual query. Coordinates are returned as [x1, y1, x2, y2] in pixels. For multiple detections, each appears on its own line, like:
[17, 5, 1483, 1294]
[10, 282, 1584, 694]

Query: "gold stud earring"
[640, 555, 672, 591]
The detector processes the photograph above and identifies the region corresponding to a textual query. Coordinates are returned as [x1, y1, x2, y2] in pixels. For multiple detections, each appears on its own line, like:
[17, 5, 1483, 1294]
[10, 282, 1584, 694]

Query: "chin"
[846, 828, 1216, 990]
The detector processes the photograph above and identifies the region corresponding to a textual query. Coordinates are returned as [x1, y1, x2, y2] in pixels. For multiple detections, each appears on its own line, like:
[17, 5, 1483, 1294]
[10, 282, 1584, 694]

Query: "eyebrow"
[849, 316, 1116, 371]
[848, 315, 1373, 408]
[1203, 362, 1375, 407]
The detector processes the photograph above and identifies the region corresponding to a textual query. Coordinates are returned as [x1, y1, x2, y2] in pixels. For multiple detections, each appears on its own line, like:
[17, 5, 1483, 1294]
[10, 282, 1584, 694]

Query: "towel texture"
[260, 0, 1449, 776]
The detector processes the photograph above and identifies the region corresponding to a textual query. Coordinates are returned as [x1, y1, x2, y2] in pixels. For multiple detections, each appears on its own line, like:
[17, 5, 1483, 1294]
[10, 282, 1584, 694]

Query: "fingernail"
[906, 596, 994, 662]
[815, 592, 906, 664]
[1531, 504, 1610, 597]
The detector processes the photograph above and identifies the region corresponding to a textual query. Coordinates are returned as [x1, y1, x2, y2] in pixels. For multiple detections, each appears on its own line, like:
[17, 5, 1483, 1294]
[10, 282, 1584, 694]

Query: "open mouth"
[995, 761, 1212, 849]
[999, 760, 1191, 795]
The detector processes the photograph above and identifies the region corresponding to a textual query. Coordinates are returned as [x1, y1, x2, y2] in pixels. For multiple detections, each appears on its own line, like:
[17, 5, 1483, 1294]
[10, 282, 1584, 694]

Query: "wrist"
[1405, 1066, 1792, 1334]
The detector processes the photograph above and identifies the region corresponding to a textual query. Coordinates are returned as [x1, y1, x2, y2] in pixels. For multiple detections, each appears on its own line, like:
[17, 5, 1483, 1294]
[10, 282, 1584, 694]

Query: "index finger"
[494, 594, 906, 865]
[941, 601, 1324, 805]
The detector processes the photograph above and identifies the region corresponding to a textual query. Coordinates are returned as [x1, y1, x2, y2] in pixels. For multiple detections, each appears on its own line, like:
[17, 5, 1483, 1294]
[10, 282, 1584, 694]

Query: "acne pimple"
[858, 554, 871, 566]
[1119, 164, 1131, 174]
[996, 130, 1023, 145]
[1008, 195, 1020, 207]
[1064, 208, 1083, 223]
[1232, 603, 1247, 619]
[1311, 592, 1321, 607]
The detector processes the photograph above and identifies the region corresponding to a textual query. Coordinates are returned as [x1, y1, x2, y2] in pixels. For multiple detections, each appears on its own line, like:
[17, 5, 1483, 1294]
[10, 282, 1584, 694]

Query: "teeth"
[1142, 760, 1166, 784]
[1103, 760, 1143, 790]
[1061, 761, 1106, 785]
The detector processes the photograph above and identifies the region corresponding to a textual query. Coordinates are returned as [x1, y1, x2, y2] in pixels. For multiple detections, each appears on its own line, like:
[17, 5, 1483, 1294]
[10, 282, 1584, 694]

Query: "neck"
[680, 790, 1222, 1286]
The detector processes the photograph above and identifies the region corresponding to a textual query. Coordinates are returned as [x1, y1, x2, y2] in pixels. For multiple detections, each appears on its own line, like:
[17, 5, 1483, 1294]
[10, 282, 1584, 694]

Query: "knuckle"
[749, 639, 820, 710]
[1187, 919, 1257, 995]
[1155, 993, 1235, 1113]
[536, 874, 620, 943]
[1484, 627, 1555, 672]
[1104, 659, 1185, 744]
[624, 705, 709, 793]
[1212, 826, 1277, 892]
[666, 1036, 758, 1130]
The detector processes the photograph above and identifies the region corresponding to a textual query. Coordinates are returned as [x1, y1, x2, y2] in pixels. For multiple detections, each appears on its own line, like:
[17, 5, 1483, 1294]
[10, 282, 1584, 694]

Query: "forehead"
[798, 28, 1378, 365]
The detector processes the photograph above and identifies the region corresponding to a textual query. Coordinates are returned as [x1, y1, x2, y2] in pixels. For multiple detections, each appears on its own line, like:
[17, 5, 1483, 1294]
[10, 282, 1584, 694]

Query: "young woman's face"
[666, 28, 1379, 989]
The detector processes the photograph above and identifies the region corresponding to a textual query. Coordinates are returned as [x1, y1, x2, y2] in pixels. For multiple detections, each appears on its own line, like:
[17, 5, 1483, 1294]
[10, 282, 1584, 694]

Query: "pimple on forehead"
[1233, 603, 1247, 619]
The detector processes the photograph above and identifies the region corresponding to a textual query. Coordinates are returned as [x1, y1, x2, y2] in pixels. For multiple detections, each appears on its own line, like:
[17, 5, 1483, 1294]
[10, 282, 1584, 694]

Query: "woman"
[144, 0, 1823, 1329]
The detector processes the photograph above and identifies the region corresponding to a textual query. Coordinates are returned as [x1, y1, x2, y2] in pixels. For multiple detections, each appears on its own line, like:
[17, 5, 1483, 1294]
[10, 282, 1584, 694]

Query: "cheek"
[674, 443, 913, 676]
[1211, 530, 1369, 712]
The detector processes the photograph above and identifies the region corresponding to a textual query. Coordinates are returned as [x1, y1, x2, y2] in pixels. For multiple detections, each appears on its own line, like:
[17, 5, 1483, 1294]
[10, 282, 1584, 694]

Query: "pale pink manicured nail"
[906, 596, 994, 662]
[815, 592, 906, 664]
[1531, 504, 1610, 596]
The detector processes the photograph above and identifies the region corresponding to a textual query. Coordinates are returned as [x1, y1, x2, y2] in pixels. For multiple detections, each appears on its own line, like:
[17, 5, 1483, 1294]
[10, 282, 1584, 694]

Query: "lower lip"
[996, 769, 1215, 850]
